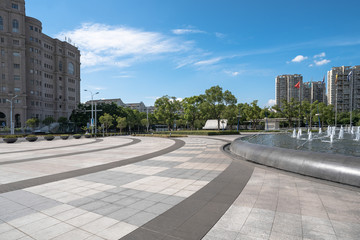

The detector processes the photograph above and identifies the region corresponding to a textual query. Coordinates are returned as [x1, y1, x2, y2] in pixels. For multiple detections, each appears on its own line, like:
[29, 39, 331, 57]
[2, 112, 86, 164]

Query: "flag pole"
[335, 74, 338, 127]
[350, 69, 353, 127]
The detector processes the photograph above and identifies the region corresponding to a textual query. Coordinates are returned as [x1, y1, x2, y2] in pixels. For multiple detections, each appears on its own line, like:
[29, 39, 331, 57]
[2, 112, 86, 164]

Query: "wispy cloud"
[172, 28, 206, 35]
[291, 55, 308, 63]
[314, 52, 326, 58]
[215, 32, 226, 39]
[194, 57, 223, 66]
[314, 59, 331, 66]
[56, 23, 193, 68]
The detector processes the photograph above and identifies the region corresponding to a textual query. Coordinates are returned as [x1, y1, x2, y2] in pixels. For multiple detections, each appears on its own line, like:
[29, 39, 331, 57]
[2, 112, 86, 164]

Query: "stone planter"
[26, 136, 38, 142]
[44, 136, 55, 141]
[3, 138, 18, 144]
[85, 134, 92, 138]
[73, 135, 82, 139]
[60, 135, 69, 140]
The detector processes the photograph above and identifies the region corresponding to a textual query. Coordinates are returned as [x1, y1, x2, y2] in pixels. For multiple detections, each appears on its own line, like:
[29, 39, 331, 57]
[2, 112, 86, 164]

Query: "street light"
[84, 90, 99, 134]
[6, 95, 18, 135]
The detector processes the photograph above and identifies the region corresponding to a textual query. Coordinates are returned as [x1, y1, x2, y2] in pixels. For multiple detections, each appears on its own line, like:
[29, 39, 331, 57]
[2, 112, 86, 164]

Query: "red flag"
[294, 81, 300, 89]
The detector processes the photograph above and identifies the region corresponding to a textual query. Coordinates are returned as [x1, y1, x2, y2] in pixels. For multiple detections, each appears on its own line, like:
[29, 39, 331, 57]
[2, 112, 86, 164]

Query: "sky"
[26, 0, 360, 107]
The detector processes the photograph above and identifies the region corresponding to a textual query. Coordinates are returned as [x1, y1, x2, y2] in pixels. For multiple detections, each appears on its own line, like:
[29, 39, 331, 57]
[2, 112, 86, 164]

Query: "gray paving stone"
[107, 207, 141, 221]
[124, 211, 157, 226]
[145, 202, 173, 215]
[128, 199, 156, 211]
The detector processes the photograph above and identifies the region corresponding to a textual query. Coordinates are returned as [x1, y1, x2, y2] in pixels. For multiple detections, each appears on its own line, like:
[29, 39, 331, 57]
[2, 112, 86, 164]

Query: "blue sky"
[26, 0, 360, 107]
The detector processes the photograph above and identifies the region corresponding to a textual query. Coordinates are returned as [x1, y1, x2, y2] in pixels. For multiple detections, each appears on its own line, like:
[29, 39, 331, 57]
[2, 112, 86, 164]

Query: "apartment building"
[0, 0, 80, 128]
[327, 65, 360, 112]
[275, 74, 303, 107]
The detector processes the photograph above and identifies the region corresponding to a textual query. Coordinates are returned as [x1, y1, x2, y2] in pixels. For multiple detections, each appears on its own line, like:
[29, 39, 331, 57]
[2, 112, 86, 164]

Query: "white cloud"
[172, 28, 206, 35]
[56, 23, 193, 68]
[224, 70, 241, 76]
[215, 32, 226, 39]
[291, 55, 308, 63]
[314, 52, 326, 58]
[194, 57, 222, 66]
[314, 59, 331, 66]
[266, 99, 276, 106]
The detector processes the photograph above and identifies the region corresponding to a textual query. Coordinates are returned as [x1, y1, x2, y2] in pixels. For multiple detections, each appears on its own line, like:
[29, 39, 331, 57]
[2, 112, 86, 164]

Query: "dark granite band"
[121, 140, 255, 240]
[0, 138, 185, 194]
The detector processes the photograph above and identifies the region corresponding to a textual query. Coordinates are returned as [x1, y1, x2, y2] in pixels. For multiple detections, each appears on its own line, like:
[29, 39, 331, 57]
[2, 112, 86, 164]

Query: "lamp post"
[84, 90, 99, 134]
[6, 95, 18, 135]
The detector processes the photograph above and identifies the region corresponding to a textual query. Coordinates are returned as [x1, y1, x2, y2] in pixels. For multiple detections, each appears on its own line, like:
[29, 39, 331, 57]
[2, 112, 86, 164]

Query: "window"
[14, 88, 20, 92]
[29, 26, 33, 30]
[13, 52, 20, 57]
[0, 38, 4, 43]
[12, 19, 19, 33]
[0, 16, 3, 30]
[59, 61, 63, 71]
[13, 40, 19, 45]
[68, 62, 74, 75]
[13, 64, 20, 69]
[12, 3, 19, 9]
[13, 75, 20, 81]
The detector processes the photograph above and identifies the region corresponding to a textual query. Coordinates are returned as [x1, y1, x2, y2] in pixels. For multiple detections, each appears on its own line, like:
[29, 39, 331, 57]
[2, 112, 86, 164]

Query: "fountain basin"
[230, 136, 360, 187]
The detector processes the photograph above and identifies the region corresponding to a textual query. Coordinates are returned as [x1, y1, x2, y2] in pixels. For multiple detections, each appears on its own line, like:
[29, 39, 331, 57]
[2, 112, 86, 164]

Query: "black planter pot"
[3, 138, 18, 144]
[44, 136, 55, 141]
[60, 136, 69, 140]
[73, 135, 82, 139]
[26, 137, 38, 142]
[85, 134, 92, 138]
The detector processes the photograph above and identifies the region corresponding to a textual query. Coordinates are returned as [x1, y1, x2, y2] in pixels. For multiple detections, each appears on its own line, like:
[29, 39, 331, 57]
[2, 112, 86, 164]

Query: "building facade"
[276, 74, 326, 108]
[0, 0, 80, 128]
[302, 81, 326, 104]
[86, 98, 153, 113]
[275, 74, 303, 107]
[327, 65, 360, 112]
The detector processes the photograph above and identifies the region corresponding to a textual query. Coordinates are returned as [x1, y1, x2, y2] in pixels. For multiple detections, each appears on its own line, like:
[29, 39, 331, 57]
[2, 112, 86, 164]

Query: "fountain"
[308, 131, 313, 141]
[319, 128, 322, 134]
[230, 125, 360, 187]
[296, 128, 302, 139]
[338, 126, 344, 139]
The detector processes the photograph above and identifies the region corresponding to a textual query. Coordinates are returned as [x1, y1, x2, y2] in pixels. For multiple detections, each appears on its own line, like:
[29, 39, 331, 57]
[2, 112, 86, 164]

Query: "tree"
[273, 98, 299, 127]
[200, 86, 237, 130]
[221, 105, 238, 130]
[242, 100, 262, 130]
[182, 96, 203, 130]
[43, 116, 55, 126]
[140, 118, 149, 132]
[99, 113, 114, 133]
[116, 117, 127, 134]
[26, 118, 39, 130]
[154, 95, 181, 130]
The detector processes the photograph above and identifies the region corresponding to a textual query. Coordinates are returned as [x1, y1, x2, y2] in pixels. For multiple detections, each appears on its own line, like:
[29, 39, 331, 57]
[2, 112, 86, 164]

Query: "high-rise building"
[327, 65, 360, 112]
[0, 0, 80, 128]
[275, 74, 302, 107]
[302, 81, 326, 104]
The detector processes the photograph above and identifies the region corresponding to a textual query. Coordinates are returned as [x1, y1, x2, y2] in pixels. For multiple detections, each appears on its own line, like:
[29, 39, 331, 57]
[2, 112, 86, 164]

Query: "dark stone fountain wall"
[230, 140, 360, 187]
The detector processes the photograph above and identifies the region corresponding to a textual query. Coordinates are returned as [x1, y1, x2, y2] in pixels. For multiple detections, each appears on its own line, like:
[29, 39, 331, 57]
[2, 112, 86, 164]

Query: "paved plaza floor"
[0, 135, 359, 239]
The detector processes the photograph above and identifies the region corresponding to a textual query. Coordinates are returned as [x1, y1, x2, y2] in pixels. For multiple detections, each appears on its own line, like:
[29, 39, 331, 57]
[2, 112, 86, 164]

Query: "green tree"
[182, 96, 203, 130]
[43, 116, 55, 126]
[99, 113, 114, 133]
[154, 95, 181, 130]
[116, 117, 127, 134]
[273, 98, 300, 127]
[26, 118, 39, 130]
[242, 100, 262, 130]
[221, 105, 238, 130]
[200, 85, 237, 130]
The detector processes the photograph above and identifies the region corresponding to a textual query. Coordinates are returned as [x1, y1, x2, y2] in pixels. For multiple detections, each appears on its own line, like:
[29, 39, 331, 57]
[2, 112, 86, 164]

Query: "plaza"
[0, 135, 359, 240]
